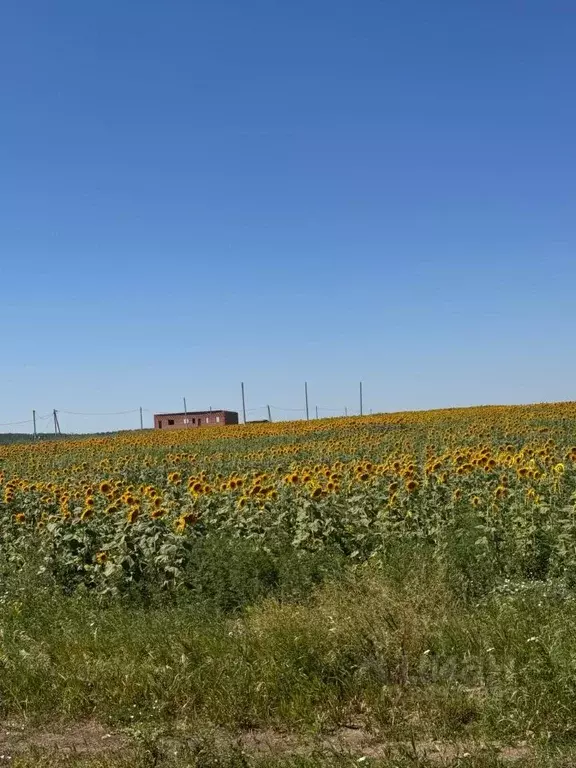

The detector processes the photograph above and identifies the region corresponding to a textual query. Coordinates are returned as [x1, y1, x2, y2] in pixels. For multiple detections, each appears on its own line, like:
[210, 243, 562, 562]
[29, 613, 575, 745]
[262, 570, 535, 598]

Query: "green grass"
[2, 539, 576, 765]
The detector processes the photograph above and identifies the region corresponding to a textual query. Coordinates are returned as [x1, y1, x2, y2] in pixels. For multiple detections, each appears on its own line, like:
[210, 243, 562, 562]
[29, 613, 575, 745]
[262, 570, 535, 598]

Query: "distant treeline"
[0, 429, 147, 445]
[0, 433, 70, 445]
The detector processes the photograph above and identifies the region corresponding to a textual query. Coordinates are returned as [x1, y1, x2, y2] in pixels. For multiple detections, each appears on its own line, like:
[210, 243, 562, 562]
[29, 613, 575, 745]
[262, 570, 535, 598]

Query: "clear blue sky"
[1, 1, 575, 433]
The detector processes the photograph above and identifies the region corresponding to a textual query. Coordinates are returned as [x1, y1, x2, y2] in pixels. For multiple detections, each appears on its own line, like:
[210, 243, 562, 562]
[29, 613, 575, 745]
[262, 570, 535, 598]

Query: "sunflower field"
[3, 401, 576, 599]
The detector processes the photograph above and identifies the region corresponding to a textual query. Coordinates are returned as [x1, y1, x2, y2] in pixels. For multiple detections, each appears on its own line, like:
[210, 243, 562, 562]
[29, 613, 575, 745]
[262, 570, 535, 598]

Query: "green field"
[2, 403, 576, 766]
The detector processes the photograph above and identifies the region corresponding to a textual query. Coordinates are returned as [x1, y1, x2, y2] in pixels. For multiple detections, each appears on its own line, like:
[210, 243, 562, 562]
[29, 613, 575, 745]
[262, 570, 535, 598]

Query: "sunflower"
[13, 512, 26, 524]
[126, 506, 140, 524]
[174, 516, 186, 534]
[95, 551, 108, 564]
[99, 481, 112, 495]
[311, 486, 324, 500]
[405, 479, 418, 492]
[81, 507, 94, 521]
[150, 507, 167, 519]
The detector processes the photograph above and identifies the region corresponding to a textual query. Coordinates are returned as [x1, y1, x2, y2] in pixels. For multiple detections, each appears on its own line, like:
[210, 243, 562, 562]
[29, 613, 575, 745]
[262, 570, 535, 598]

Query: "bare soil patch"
[0, 720, 129, 758]
[0, 720, 536, 763]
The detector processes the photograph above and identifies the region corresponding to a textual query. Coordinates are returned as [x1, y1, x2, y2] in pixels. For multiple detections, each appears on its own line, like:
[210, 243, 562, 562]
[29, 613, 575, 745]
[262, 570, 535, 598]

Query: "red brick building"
[153, 410, 239, 430]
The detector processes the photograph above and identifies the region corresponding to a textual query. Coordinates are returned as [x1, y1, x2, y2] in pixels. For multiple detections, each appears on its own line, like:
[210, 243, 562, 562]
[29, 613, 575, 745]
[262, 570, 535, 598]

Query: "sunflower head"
[168, 471, 182, 486]
[174, 517, 186, 534]
[126, 506, 140, 524]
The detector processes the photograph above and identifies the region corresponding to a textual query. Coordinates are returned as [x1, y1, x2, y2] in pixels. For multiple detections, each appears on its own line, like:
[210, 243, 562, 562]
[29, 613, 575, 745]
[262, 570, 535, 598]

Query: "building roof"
[154, 410, 237, 417]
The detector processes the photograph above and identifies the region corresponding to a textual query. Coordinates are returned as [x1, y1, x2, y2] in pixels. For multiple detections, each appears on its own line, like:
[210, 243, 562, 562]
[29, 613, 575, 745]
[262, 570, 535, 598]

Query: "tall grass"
[2, 537, 576, 754]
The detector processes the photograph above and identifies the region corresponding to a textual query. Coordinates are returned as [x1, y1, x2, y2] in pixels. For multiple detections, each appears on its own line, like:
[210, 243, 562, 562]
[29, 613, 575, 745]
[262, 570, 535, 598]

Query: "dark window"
[168, 419, 175, 425]
[198, 417, 202, 425]
[158, 420, 163, 429]
[192, 418, 196, 424]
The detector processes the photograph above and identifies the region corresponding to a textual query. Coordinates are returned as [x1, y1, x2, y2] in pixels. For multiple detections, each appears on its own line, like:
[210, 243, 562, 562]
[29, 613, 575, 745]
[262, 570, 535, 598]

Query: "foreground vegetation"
[2, 402, 576, 765]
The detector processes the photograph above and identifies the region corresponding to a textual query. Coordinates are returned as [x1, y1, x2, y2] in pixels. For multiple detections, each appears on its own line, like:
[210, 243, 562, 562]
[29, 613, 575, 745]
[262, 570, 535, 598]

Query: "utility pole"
[315, 405, 319, 419]
[267, 405, 272, 422]
[53, 409, 61, 435]
[241, 382, 247, 424]
[305, 381, 310, 421]
[139, 406, 144, 430]
[32, 409, 37, 439]
[345, 407, 348, 417]
[183, 397, 188, 426]
[359, 382, 363, 417]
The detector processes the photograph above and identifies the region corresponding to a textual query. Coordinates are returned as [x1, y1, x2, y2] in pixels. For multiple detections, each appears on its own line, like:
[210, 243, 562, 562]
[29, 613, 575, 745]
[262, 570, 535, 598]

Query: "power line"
[269, 405, 306, 412]
[58, 409, 141, 416]
[0, 418, 35, 427]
